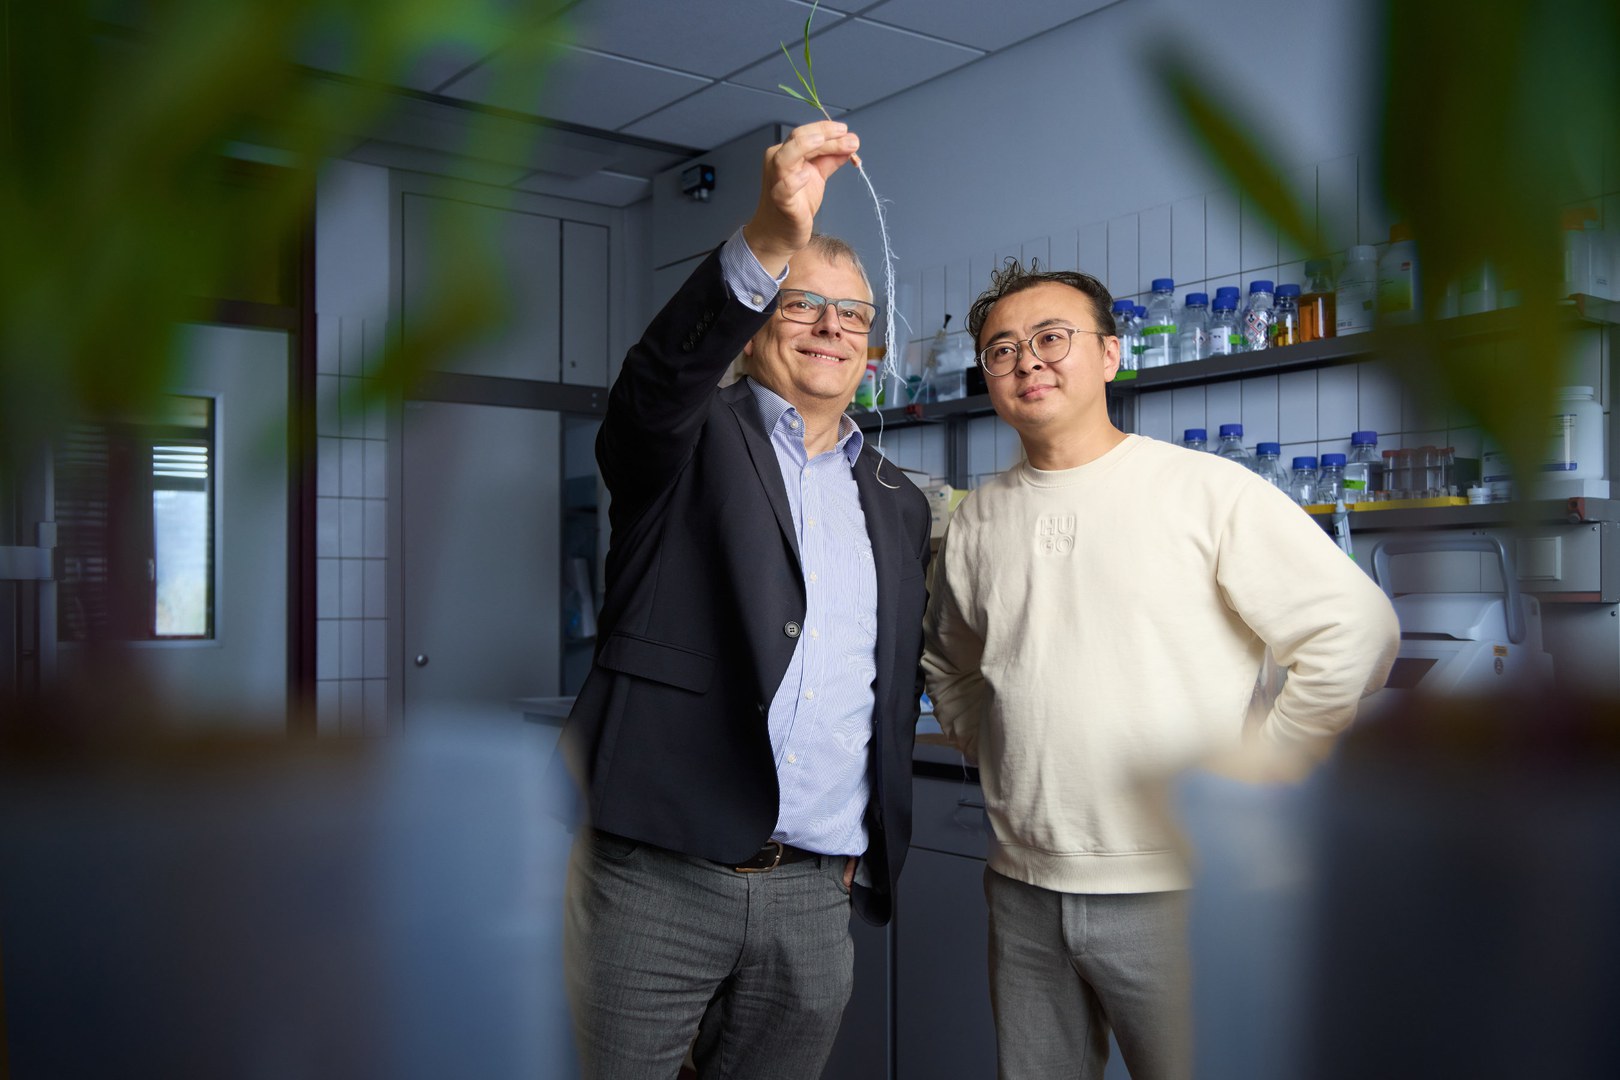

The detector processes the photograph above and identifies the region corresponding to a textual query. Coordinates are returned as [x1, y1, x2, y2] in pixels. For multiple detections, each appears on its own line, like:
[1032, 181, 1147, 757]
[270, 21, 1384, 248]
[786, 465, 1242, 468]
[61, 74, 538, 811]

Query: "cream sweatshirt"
[922, 435, 1399, 894]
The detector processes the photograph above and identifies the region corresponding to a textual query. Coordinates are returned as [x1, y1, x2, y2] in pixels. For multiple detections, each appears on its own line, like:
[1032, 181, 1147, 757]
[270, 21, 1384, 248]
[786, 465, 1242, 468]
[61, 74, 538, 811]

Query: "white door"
[400, 400, 559, 728]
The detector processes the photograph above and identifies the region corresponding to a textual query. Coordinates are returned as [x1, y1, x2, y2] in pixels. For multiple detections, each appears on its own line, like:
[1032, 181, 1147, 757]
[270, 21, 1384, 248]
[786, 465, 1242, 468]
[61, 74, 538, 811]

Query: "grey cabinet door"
[561, 221, 610, 387]
[401, 194, 562, 382]
[895, 848, 997, 1080]
[401, 400, 559, 727]
[822, 914, 891, 1079]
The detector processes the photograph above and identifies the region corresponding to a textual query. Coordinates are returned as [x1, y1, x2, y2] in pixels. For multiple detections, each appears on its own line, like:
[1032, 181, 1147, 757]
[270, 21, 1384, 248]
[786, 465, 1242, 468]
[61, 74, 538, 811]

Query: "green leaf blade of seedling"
[778, 84, 811, 102]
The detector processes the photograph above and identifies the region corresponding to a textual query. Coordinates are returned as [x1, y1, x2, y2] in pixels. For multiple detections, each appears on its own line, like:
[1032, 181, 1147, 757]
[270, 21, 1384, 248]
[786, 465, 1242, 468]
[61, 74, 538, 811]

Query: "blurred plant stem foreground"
[1, 0, 568, 730]
[2, 0, 569, 471]
[1159, 0, 1620, 490]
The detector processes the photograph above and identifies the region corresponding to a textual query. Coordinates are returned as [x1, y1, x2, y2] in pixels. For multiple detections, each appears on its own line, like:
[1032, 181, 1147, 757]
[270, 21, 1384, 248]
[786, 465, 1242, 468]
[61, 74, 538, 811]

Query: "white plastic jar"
[1545, 386, 1605, 481]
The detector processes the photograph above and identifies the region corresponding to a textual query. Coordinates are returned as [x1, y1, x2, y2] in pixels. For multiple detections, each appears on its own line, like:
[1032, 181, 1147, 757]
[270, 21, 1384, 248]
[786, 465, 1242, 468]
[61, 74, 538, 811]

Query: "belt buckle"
[733, 840, 783, 874]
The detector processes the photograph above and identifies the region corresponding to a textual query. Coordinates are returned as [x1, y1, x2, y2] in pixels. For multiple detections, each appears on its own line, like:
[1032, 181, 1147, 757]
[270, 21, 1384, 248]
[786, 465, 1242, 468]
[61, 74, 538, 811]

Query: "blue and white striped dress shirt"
[748, 380, 879, 858]
[720, 228, 880, 858]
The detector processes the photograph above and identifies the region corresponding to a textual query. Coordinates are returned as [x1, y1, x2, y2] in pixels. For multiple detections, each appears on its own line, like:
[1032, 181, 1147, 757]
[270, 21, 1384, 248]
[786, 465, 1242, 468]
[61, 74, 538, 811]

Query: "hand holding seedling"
[743, 121, 861, 277]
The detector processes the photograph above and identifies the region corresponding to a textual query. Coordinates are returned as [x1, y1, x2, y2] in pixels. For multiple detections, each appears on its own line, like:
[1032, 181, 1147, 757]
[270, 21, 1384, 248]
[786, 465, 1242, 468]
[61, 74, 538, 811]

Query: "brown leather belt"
[729, 839, 821, 873]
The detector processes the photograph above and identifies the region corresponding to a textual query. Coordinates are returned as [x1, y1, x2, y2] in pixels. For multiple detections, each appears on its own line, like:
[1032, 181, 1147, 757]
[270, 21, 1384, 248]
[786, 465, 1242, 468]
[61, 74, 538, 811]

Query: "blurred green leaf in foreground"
[0, 0, 569, 468]
[1156, 0, 1619, 491]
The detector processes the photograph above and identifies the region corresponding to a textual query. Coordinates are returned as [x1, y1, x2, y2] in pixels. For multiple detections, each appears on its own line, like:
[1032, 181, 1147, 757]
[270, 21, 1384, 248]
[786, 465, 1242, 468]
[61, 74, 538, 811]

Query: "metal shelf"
[1115, 294, 1618, 394]
[1308, 498, 1620, 530]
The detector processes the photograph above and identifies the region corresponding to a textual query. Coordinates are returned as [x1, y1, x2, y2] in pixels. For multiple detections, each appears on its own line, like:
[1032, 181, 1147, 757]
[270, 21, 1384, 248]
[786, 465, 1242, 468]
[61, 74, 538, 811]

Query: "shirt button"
[810, 628, 820, 639]
[787, 753, 798, 764]
[790, 419, 801, 431]
[809, 571, 818, 583]
[784, 621, 801, 638]
[752, 293, 765, 307]
[804, 689, 815, 700]
[807, 517, 816, 527]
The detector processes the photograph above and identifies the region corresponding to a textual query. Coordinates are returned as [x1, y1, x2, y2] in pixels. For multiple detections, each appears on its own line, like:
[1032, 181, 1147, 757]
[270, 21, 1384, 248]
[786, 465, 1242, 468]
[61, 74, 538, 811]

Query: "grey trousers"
[564, 830, 855, 1080]
[984, 868, 1192, 1080]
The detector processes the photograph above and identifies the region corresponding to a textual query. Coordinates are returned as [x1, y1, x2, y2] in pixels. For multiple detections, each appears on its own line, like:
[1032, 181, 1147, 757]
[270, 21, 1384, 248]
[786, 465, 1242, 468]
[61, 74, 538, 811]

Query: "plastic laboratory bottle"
[1290, 456, 1320, 505]
[1336, 245, 1378, 335]
[1182, 428, 1209, 453]
[1545, 386, 1605, 480]
[1207, 294, 1243, 356]
[1241, 280, 1275, 351]
[1112, 300, 1138, 372]
[1131, 306, 1148, 368]
[1300, 259, 1336, 342]
[1343, 431, 1380, 504]
[1271, 284, 1302, 347]
[1316, 453, 1347, 505]
[1377, 223, 1420, 324]
[1141, 279, 1179, 368]
[1178, 292, 1211, 362]
[1254, 442, 1290, 492]
[1559, 208, 1607, 299]
[1215, 423, 1255, 470]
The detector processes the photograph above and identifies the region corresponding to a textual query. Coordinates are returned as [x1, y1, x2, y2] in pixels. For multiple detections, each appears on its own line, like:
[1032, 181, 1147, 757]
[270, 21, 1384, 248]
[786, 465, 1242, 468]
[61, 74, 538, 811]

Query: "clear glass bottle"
[1336, 245, 1378, 335]
[1141, 279, 1178, 368]
[1177, 291, 1211, 362]
[1182, 427, 1209, 453]
[1207, 294, 1243, 356]
[1290, 456, 1320, 505]
[1241, 280, 1276, 351]
[1215, 423, 1255, 470]
[1316, 453, 1347, 505]
[1382, 448, 1404, 499]
[1343, 431, 1380, 504]
[1438, 445, 1457, 496]
[1112, 299, 1138, 372]
[1300, 259, 1337, 342]
[1271, 284, 1302, 347]
[1254, 442, 1290, 492]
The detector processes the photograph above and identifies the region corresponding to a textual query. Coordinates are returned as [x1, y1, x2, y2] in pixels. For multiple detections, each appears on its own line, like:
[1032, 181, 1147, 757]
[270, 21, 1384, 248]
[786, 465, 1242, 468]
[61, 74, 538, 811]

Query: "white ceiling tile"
[862, 0, 1116, 52]
[621, 82, 837, 150]
[439, 45, 711, 131]
[563, 0, 853, 79]
[728, 18, 982, 110]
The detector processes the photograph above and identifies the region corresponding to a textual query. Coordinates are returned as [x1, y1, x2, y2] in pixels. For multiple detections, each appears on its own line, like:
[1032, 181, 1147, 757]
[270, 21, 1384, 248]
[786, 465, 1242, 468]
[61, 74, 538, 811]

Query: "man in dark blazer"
[560, 120, 932, 1079]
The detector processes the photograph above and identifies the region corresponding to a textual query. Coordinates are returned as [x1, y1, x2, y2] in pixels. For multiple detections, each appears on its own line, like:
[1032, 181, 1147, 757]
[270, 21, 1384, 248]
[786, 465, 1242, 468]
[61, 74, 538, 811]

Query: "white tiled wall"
[314, 314, 393, 738]
[885, 147, 1618, 489]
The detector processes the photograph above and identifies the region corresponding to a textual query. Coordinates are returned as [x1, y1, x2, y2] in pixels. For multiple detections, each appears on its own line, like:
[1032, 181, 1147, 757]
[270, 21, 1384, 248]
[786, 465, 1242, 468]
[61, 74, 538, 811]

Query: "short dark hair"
[966, 258, 1116, 348]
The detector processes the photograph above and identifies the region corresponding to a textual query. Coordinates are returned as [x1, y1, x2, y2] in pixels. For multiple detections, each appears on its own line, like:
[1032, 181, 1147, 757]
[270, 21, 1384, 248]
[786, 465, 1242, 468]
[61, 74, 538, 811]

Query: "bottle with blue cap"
[1316, 453, 1347, 504]
[1132, 305, 1148, 368]
[1343, 431, 1381, 503]
[1215, 423, 1255, 470]
[1182, 428, 1209, 453]
[1271, 284, 1302, 347]
[1111, 299, 1138, 372]
[1254, 442, 1290, 491]
[1177, 292, 1211, 362]
[1290, 456, 1320, 505]
[1242, 280, 1276, 351]
[1141, 278, 1179, 367]
[1207, 290, 1244, 356]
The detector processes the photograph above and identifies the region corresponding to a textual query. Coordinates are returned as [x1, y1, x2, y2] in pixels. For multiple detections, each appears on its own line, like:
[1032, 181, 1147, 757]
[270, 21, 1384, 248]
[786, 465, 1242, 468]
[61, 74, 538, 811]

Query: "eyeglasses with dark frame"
[977, 327, 1109, 377]
[777, 289, 879, 334]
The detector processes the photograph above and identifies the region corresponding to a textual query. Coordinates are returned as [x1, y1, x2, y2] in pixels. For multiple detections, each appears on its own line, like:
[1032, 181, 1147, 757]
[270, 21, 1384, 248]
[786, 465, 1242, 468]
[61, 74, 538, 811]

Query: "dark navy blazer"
[559, 247, 931, 925]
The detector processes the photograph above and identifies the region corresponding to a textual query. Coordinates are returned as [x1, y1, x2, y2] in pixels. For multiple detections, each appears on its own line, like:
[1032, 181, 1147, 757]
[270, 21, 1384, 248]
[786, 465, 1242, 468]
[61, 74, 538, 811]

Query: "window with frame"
[57, 396, 216, 641]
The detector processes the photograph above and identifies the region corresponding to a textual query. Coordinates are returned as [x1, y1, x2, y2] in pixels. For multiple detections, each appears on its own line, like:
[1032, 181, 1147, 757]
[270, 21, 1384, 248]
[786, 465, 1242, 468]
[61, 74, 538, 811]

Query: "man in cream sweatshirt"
[921, 260, 1400, 1080]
